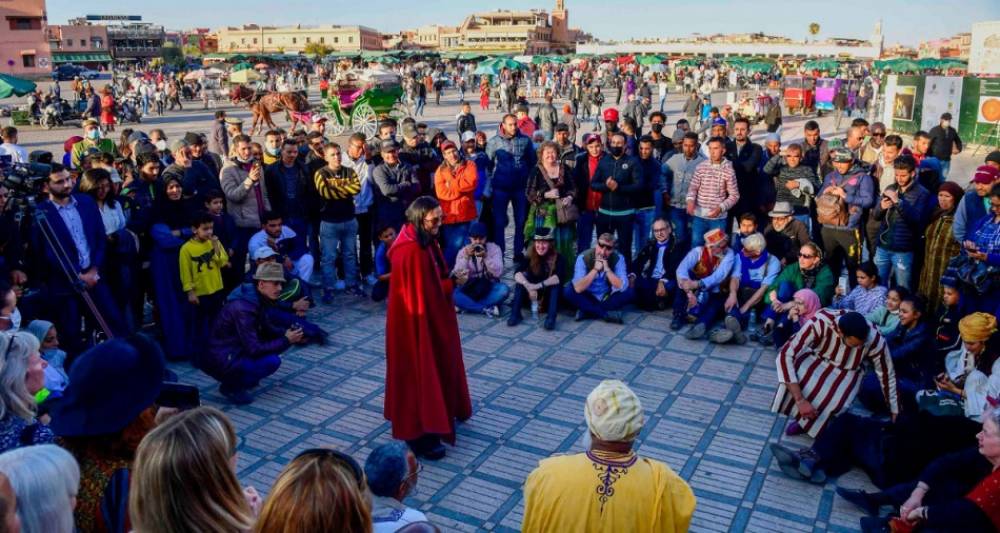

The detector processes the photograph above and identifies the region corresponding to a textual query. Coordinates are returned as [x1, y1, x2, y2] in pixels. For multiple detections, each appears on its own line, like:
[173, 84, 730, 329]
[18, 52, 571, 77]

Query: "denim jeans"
[940, 160, 951, 180]
[669, 207, 690, 246]
[415, 96, 426, 116]
[220, 354, 282, 392]
[577, 210, 597, 251]
[873, 248, 913, 290]
[492, 188, 528, 261]
[562, 284, 634, 318]
[319, 219, 358, 290]
[453, 281, 509, 312]
[633, 207, 655, 256]
[690, 217, 726, 247]
[441, 222, 470, 269]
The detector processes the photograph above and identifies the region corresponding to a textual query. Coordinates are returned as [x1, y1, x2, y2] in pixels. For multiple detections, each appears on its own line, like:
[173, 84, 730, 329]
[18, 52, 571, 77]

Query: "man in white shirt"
[247, 211, 314, 284]
[0, 127, 28, 164]
[364, 442, 431, 533]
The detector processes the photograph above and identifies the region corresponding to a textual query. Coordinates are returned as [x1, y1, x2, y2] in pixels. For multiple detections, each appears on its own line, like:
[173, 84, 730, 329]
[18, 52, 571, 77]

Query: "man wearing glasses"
[364, 441, 429, 530]
[860, 122, 887, 167]
[563, 233, 633, 324]
[630, 219, 683, 311]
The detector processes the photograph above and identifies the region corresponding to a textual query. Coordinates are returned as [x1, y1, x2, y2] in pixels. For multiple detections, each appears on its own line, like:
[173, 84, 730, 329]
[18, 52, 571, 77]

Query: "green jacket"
[765, 263, 835, 306]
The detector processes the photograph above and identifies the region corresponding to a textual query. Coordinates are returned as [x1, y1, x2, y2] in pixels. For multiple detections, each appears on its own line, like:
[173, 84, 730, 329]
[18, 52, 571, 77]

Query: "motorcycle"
[39, 98, 82, 130]
[119, 94, 142, 124]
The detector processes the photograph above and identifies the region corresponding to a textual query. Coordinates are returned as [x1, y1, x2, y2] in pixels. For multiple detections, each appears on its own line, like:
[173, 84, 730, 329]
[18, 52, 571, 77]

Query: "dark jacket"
[486, 130, 536, 191]
[634, 156, 661, 210]
[162, 160, 221, 202]
[203, 283, 289, 378]
[873, 181, 931, 252]
[763, 157, 819, 213]
[399, 141, 440, 196]
[884, 321, 935, 384]
[590, 153, 644, 212]
[763, 219, 811, 265]
[456, 113, 477, 136]
[372, 161, 420, 229]
[33, 194, 106, 290]
[818, 163, 875, 230]
[264, 160, 316, 221]
[209, 119, 228, 156]
[633, 237, 684, 279]
[727, 140, 765, 211]
[928, 125, 963, 162]
[801, 138, 831, 178]
[534, 103, 559, 134]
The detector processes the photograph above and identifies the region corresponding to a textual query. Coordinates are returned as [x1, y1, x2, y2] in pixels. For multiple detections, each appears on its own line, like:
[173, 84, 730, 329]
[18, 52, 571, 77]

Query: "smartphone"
[156, 383, 201, 410]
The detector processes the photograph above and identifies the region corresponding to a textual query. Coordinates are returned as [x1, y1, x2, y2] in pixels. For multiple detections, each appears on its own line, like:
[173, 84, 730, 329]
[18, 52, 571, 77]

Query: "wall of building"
[576, 40, 883, 59]
[0, 0, 53, 76]
[969, 21, 1000, 76]
[217, 25, 382, 53]
[50, 24, 108, 52]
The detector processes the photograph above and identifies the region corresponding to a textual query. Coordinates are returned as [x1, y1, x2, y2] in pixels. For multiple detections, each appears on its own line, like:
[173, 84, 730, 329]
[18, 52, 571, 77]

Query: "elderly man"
[762, 202, 811, 266]
[860, 122, 887, 167]
[631, 218, 684, 311]
[672, 228, 736, 337]
[364, 441, 429, 532]
[714, 232, 781, 344]
[564, 233, 633, 324]
[772, 310, 898, 438]
[523, 380, 696, 533]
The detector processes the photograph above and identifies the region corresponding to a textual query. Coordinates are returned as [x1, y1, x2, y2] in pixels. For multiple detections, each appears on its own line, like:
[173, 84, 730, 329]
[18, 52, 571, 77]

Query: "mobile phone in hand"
[156, 383, 201, 410]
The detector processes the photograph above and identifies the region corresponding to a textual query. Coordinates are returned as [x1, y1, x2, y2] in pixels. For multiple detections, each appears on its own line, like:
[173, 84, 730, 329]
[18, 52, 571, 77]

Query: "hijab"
[794, 288, 821, 325]
[153, 176, 191, 229]
[931, 181, 964, 224]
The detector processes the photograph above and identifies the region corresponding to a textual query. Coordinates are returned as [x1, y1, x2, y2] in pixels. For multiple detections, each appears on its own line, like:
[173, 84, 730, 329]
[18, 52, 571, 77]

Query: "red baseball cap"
[439, 140, 457, 153]
[974, 165, 1000, 185]
[603, 108, 619, 122]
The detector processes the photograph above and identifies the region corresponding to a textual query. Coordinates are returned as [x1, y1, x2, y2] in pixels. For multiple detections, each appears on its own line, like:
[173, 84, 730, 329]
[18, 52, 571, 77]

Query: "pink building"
[0, 0, 53, 77]
[47, 22, 111, 68]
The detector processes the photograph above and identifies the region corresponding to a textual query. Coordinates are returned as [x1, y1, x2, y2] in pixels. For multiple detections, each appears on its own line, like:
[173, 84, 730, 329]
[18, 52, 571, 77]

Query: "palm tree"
[808, 23, 821, 42]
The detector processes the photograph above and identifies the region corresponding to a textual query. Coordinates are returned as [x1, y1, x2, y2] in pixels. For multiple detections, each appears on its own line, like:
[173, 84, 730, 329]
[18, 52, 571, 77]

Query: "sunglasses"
[295, 448, 365, 488]
[798, 253, 817, 259]
[871, 132, 886, 137]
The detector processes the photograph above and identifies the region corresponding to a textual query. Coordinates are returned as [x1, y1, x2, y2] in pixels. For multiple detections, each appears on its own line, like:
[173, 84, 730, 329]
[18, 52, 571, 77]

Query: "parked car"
[53, 65, 100, 81]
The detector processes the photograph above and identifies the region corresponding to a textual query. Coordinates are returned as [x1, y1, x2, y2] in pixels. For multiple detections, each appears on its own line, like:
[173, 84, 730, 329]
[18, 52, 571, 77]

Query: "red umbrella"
[254, 62, 269, 70]
[616, 55, 634, 65]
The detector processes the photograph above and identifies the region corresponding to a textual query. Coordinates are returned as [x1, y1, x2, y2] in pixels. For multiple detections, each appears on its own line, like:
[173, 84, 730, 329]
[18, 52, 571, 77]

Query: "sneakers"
[321, 290, 334, 305]
[709, 328, 734, 343]
[543, 316, 556, 330]
[603, 311, 624, 324]
[220, 385, 253, 405]
[685, 322, 706, 340]
[769, 443, 805, 480]
[725, 316, 747, 345]
[483, 306, 500, 318]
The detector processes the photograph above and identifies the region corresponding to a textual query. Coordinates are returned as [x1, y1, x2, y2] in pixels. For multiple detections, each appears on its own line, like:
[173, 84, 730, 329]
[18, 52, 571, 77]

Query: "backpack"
[816, 192, 849, 226]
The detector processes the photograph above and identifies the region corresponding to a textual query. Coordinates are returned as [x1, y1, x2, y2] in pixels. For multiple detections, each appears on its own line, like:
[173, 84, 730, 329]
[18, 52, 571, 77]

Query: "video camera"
[0, 156, 51, 196]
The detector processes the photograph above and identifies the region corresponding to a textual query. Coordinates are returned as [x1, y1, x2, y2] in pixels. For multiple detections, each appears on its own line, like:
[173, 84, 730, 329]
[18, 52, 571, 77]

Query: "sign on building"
[86, 15, 142, 21]
[921, 76, 964, 132]
[969, 21, 1000, 76]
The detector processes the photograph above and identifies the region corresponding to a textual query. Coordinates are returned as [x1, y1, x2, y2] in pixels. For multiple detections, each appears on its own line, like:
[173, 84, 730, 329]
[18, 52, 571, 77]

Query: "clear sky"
[44, 0, 999, 46]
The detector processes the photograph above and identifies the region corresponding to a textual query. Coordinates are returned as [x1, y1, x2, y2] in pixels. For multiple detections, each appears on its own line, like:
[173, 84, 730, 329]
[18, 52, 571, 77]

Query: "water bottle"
[749, 309, 758, 327]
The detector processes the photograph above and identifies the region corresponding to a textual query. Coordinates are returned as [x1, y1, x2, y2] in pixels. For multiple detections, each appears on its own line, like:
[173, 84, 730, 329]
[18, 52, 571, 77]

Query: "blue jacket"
[953, 190, 990, 242]
[590, 153, 644, 212]
[873, 182, 931, 252]
[486, 130, 536, 191]
[33, 194, 106, 290]
[818, 163, 875, 230]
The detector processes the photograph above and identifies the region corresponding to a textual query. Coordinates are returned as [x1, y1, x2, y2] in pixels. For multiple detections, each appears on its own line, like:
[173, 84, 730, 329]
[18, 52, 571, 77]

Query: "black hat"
[48, 334, 166, 437]
[183, 132, 205, 146]
[837, 311, 871, 341]
[469, 221, 488, 237]
[986, 150, 1000, 166]
[533, 227, 555, 241]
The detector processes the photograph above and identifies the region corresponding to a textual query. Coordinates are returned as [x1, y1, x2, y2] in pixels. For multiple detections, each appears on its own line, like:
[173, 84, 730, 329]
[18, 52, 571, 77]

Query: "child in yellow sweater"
[179, 212, 230, 345]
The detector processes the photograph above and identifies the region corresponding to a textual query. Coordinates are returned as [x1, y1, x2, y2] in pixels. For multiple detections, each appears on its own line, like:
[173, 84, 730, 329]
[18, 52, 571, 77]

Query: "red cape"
[384, 224, 472, 443]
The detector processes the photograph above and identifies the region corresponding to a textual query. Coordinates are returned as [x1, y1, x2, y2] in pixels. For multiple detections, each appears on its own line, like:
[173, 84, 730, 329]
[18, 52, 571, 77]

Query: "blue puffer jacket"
[202, 284, 289, 379]
[486, 130, 536, 191]
[873, 182, 931, 252]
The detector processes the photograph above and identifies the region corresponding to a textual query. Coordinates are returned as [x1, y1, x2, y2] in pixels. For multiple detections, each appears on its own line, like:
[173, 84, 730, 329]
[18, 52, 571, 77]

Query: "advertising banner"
[921, 76, 963, 132]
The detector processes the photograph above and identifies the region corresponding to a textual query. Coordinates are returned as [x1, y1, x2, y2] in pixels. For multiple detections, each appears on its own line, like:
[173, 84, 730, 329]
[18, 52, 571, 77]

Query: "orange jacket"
[434, 160, 478, 225]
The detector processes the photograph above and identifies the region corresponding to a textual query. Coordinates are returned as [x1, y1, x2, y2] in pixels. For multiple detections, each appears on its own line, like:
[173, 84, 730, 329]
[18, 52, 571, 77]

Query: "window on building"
[22, 55, 35, 68]
[305, 37, 311, 43]
[320, 37, 325, 44]
[348, 36, 353, 43]
[292, 37, 297, 44]
[92, 38, 103, 49]
[10, 18, 40, 31]
[241, 38, 246, 44]
[333, 37, 338, 43]
[80, 39, 86, 47]
[253, 38, 257, 44]
[267, 38, 272, 44]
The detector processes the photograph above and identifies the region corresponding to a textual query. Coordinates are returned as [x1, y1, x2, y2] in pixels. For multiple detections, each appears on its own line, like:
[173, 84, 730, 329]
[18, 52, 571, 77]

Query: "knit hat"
[830, 147, 854, 163]
[959, 313, 998, 343]
[468, 222, 488, 238]
[837, 311, 870, 340]
[973, 165, 1000, 185]
[940, 268, 959, 289]
[711, 117, 727, 126]
[937, 181, 964, 203]
[986, 150, 1000, 166]
[585, 380, 644, 442]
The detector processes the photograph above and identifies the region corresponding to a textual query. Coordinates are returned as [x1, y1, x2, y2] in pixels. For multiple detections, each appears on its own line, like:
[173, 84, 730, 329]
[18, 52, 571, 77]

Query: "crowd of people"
[0, 55, 997, 531]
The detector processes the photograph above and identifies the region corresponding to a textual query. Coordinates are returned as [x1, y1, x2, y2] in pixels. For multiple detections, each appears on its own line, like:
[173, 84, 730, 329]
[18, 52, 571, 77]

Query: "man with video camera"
[451, 222, 508, 317]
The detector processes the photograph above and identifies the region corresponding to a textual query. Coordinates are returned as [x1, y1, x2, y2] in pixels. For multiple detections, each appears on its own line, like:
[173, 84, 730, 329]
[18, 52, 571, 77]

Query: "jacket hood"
[226, 282, 260, 305]
[387, 223, 418, 263]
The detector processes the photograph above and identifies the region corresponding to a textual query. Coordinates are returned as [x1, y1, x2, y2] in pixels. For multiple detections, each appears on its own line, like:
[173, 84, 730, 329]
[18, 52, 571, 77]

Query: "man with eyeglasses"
[631, 219, 683, 311]
[672, 228, 735, 336]
[364, 441, 429, 531]
[564, 233, 633, 324]
[860, 122, 887, 167]
[205, 262, 307, 404]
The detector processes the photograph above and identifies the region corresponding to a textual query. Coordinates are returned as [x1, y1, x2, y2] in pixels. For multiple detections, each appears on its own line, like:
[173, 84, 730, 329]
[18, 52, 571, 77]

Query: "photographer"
[451, 222, 508, 317]
[32, 163, 128, 356]
[0, 183, 28, 291]
[220, 135, 274, 291]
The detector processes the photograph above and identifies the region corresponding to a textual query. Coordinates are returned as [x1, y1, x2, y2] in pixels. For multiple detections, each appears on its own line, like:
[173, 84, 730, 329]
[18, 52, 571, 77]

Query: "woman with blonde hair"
[129, 406, 256, 533]
[254, 448, 371, 533]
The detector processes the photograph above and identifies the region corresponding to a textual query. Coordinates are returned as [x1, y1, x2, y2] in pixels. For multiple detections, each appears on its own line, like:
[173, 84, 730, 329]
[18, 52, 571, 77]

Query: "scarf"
[153, 178, 191, 229]
[690, 246, 721, 280]
[738, 251, 770, 289]
[800, 263, 820, 289]
[794, 289, 821, 325]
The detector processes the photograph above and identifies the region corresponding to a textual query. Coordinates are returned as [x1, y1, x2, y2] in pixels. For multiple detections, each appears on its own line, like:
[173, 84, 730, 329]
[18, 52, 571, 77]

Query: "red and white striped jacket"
[685, 159, 739, 219]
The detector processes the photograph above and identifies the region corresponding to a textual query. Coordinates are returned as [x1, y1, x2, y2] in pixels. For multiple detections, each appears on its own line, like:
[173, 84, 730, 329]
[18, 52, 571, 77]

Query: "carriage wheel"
[319, 110, 347, 136]
[352, 103, 377, 140]
[389, 101, 410, 121]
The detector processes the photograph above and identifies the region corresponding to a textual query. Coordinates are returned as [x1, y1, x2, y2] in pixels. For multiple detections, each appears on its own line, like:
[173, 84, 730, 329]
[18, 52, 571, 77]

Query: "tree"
[161, 43, 185, 67]
[303, 42, 332, 57]
[182, 44, 203, 58]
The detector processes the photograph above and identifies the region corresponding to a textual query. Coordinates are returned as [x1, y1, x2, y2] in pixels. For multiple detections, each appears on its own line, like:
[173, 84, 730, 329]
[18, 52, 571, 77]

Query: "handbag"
[541, 167, 579, 224]
[948, 254, 999, 295]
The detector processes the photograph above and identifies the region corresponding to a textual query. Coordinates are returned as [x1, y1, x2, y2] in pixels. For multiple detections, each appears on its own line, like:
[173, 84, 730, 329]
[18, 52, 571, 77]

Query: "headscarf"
[931, 181, 964, 223]
[793, 289, 821, 325]
[959, 312, 998, 343]
[584, 380, 644, 442]
[153, 175, 191, 229]
[24, 320, 53, 344]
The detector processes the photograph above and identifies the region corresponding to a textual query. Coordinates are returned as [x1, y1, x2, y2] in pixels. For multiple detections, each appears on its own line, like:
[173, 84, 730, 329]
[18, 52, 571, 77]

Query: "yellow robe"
[522, 451, 696, 533]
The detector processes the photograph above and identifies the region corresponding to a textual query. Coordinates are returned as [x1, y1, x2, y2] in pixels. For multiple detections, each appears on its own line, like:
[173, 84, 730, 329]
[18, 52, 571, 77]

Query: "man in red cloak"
[385, 195, 472, 460]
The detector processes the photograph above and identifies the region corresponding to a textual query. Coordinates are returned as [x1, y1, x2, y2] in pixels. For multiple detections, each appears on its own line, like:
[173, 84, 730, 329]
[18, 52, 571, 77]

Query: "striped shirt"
[772, 309, 898, 438]
[685, 159, 739, 220]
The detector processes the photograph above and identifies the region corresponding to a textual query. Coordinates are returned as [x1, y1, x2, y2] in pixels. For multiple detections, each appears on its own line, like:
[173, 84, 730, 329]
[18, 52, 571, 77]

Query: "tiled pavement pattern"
[169, 265, 878, 533]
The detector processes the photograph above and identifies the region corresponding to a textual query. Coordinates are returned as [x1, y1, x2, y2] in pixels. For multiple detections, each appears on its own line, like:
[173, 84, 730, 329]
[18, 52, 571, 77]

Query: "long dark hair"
[405, 196, 441, 248]
[527, 239, 557, 277]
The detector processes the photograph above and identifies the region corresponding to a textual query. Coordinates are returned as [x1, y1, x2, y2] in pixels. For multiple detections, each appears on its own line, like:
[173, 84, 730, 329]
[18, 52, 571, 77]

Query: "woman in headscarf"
[772, 288, 820, 349]
[918, 181, 964, 314]
[935, 313, 1000, 421]
[963, 183, 1000, 316]
[149, 175, 194, 360]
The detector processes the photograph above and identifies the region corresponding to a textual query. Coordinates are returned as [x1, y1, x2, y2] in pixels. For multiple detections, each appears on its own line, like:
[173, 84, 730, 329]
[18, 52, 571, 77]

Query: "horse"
[242, 90, 312, 135]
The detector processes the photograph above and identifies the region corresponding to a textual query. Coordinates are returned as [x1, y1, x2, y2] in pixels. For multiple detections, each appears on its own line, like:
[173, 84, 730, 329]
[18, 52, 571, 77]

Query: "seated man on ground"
[508, 228, 565, 331]
[451, 222, 508, 317]
[762, 201, 811, 266]
[671, 228, 736, 339]
[522, 380, 696, 533]
[714, 232, 780, 345]
[247, 210, 315, 285]
[364, 441, 430, 532]
[630, 218, 684, 311]
[201, 263, 312, 404]
[563, 233, 634, 324]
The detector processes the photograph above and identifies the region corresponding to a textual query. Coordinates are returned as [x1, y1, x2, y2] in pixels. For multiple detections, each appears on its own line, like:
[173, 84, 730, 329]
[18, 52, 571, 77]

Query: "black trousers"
[820, 226, 862, 287]
[356, 211, 374, 277]
[595, 212, 635, 272]
[509, 283, 559, 321]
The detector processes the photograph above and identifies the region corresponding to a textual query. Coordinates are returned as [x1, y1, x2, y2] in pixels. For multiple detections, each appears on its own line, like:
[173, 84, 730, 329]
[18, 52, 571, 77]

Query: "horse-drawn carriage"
[318, 67, 407, 139]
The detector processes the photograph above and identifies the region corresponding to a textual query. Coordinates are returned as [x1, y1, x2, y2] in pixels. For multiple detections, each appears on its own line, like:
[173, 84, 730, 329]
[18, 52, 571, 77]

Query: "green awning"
[52, 52, 112, 64]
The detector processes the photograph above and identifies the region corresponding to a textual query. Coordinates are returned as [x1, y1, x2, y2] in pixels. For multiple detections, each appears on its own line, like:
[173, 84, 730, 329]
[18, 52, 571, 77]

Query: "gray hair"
[742, 232, 767, 254]
[0, 444, 80, 533]
[0, 332, 40, 422]
[364, 441, 409, 498]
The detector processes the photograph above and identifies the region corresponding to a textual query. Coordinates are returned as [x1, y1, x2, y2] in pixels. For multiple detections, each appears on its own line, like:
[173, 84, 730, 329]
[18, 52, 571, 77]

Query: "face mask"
[236, 154, 251, 164]
[155, 140, 167, 151]
[609, 146, 624, 157]
[650, 123, 664, 133]
[87, 129, 100, 140]
[266, 146, 280, 156]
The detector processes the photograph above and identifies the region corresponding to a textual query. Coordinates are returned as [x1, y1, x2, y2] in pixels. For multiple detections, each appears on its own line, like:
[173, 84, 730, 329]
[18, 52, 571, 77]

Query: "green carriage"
[319, 68, 408, 139]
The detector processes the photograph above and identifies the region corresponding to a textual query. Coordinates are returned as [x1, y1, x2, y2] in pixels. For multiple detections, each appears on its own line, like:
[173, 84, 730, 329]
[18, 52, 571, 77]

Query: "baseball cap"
[461, 131, 476, 143]
[439, 140, 457, 153]
[973, 165, 1000, 185]
[401, 123, 418, 141]
[82, 118, 99, 128]
[380, 139, 399, 152]
[224, 116, 243, 125]
[251, 247, 279, 261]
[311, 115, 327, 124]
[986, 150, 1000, 166]
[830, 147, 854, 163]
[603, 108, 619, 122]
[127, 131, 149, 144]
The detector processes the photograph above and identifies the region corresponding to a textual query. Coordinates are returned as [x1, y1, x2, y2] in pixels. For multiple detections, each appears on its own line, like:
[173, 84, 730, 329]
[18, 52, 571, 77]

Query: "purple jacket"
[202, 284, 289, 378]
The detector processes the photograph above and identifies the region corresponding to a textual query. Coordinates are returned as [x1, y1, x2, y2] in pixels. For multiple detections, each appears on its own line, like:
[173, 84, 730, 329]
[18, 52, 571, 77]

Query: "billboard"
[86, 15, 142, 21]
[921, 76, 964, 132]
[893, 86, 917, 122]
[969, 21, 1000, 76]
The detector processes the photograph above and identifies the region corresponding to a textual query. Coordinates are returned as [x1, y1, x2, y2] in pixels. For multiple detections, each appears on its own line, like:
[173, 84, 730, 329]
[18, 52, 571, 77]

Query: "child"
[179, 212, 230, 348]
[204, 190, 238, 292]
[935, 277, 965, 357]
[867, 286, 906, 335]
[371, 224, 396, 303]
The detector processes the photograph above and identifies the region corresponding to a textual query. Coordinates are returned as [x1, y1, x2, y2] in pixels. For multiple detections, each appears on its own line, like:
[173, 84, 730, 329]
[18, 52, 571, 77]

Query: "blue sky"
[45, 0, 998, 46]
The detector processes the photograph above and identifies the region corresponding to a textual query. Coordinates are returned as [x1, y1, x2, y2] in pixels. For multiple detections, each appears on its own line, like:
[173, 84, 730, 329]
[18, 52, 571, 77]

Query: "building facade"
[969, 20, 1000, 76]
[216, 24, 382, 53]
[46, 22, 111, 68]
[0, 0, 53, 76]
[69, 16, 165, 62]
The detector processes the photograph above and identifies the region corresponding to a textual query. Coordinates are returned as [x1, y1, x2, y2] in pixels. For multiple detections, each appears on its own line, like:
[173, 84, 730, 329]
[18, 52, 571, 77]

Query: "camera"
[0, 158, 51, 195]
[469, 244, 486, 257]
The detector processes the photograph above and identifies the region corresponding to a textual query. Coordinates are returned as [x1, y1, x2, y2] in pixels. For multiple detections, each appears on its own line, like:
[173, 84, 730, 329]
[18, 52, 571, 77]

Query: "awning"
[52, 52, 113, 64]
